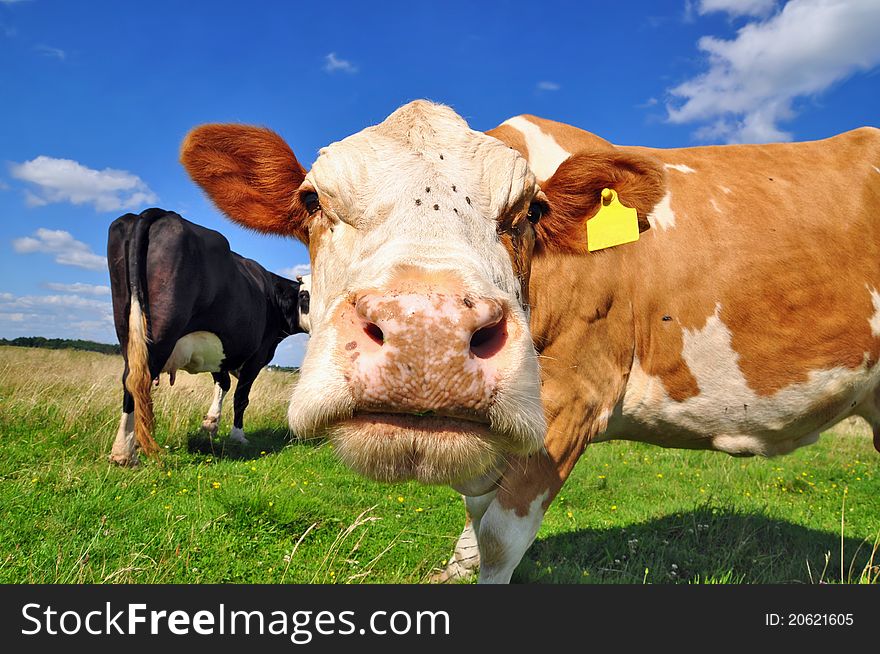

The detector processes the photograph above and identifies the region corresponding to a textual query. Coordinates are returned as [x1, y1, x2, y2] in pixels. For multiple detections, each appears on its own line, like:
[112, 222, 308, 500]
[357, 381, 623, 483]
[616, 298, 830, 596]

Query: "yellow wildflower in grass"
[397, 496, 404, 503]
[211, 481, 221, 489]
[611, 505, 618, 511]
[415, 508, 423, 513]
[657, 473, 663, 478]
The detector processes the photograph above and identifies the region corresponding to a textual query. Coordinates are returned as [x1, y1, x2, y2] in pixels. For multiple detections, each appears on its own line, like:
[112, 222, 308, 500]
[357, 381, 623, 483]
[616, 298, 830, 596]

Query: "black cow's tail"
[125, 213, 160, 458]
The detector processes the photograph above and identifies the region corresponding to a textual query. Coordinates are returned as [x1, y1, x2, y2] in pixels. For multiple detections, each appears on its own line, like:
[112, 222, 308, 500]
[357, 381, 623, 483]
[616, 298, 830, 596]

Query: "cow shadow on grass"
[514, 508, 878, 584]
[186, 427, 325, 461]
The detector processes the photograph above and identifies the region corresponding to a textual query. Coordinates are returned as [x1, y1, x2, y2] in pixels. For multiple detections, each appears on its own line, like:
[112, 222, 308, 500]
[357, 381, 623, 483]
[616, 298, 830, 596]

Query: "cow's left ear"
[537, 149, 666, 253]
[181, 124, 309, 242]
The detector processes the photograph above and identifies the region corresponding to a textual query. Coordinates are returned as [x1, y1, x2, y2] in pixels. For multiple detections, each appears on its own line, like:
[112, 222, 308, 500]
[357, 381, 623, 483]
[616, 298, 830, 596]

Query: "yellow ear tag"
[587, 188, 640, 252]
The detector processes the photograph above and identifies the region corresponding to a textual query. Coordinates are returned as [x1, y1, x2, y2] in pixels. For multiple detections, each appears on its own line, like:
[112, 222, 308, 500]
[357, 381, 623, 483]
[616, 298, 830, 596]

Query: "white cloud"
[13, 228, 107, 271]
[536, 81, 561, 91]
[0, 291, 116, 343]
[278, 263, 310, 279]
[9, 155, 158, 212]
[35, 44, 66, 60]
[43, 282, 111, 296]
[324, 52, 358, 74]
[667, 0, 880, 143]
[698, 0, 778, 17]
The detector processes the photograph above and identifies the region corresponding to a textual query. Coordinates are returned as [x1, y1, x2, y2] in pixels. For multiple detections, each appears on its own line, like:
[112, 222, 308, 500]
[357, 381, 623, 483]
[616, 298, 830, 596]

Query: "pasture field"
[0, 345, 878, 584]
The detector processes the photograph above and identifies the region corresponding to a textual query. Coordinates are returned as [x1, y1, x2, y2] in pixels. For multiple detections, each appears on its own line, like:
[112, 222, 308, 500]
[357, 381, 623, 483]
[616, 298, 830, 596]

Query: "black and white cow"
[107, 208, 309, 466]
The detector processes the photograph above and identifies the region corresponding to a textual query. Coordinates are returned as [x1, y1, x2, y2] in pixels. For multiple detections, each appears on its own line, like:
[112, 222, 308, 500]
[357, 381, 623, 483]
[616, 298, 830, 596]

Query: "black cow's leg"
[229, 362, 261, 445]
[110, 363, 139, 466]
[202, 371, 231, 438]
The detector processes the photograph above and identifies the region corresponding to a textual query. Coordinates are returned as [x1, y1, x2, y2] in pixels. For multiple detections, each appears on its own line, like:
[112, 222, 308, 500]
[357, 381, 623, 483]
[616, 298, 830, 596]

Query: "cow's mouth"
[328, 411, 504, 485]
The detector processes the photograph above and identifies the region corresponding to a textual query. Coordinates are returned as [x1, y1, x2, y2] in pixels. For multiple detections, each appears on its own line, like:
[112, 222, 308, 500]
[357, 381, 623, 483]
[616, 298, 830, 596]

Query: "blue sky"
[1, 0, 878, 366]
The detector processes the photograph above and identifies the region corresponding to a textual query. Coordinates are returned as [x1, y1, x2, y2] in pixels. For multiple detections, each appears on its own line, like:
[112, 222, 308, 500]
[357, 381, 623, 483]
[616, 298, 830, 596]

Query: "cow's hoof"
[229, 427, 249, 445]
[108, 452, 140, 467]
[202, 417, 219, 434]
[428, 557, 479, 584]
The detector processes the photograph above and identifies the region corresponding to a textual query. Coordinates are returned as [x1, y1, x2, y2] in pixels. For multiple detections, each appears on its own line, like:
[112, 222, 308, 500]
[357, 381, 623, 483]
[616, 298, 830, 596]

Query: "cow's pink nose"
[354, 292, 507, 358]
[338, 290, 512, 415]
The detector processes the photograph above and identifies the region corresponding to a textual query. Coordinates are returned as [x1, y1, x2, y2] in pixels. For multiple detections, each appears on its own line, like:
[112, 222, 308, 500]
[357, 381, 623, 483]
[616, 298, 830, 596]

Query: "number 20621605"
[765, 613, 853, 627]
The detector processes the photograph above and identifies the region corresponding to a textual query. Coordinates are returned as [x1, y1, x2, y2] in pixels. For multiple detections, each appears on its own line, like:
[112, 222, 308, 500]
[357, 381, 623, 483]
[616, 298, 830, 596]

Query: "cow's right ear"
[537, 148, 666, 254]
[181, 124, 309, 242]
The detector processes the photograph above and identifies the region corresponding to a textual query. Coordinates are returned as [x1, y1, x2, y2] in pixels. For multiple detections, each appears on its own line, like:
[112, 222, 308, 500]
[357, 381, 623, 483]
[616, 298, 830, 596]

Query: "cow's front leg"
[431, 491, 496, 583]
[474, 454, 556, 584]
[476, 411, 597, 583]
[201, 371, 230, 436]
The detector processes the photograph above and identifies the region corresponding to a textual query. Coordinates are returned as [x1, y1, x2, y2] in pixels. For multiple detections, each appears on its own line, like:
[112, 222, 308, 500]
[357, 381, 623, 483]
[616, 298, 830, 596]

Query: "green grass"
[0, 345, 878, 583]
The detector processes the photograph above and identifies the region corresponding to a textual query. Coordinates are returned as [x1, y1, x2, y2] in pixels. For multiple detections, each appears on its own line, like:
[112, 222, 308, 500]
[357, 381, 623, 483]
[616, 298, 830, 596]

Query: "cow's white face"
[182, 101, 547, 490]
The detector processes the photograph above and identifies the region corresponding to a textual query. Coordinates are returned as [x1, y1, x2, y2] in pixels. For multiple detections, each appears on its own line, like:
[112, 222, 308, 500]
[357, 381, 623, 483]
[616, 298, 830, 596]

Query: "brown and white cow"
[181, 101, 880, 583]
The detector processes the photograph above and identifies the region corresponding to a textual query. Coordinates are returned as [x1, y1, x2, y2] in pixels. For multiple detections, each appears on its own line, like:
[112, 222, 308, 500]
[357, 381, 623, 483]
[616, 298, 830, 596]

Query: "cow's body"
[435, 119, 880, 582]
[179, 102, 879, 584]
[107, 208, 304, 465]
[501, 119, 880, 455]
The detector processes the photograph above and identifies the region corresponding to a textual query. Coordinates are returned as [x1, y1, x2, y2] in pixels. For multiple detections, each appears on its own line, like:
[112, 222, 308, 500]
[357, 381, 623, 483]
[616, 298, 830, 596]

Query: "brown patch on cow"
[486, 123, 530, 160]
[538, 149, 666, 254]
[345, 341, 358, 351]
[180, 124, 309, 242]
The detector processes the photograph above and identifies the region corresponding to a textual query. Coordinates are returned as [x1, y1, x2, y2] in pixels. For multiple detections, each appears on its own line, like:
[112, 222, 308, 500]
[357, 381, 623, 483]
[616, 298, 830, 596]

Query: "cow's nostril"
[470, 320, 507, 359]
[363, 321, 384, 346]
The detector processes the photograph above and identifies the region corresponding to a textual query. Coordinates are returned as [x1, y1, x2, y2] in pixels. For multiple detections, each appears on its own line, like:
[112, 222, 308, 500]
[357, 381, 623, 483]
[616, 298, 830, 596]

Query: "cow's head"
[181, 101, 662, 491]
[296, 274, 312, 334]
[271, 274, 310, 338]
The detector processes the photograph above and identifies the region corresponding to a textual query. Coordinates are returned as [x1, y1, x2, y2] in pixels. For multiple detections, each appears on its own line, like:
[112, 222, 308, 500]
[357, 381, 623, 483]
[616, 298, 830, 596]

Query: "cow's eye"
[302, 192, 321, 215]
[526, 202, 544, 224]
